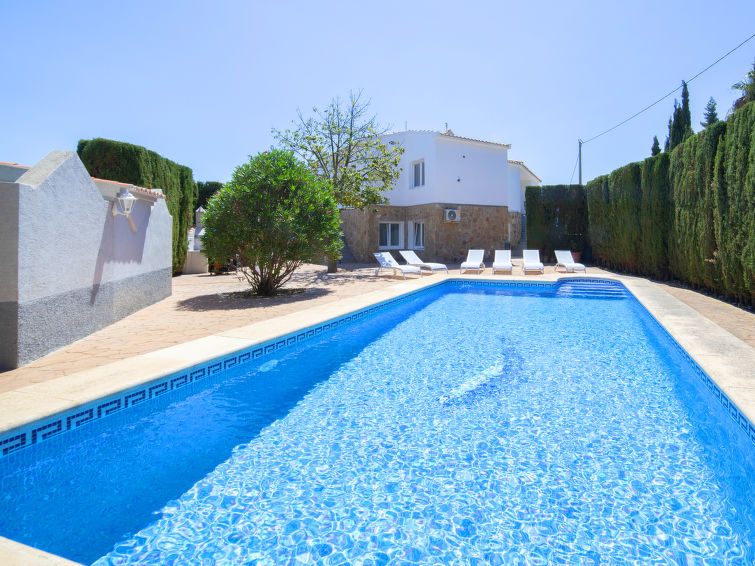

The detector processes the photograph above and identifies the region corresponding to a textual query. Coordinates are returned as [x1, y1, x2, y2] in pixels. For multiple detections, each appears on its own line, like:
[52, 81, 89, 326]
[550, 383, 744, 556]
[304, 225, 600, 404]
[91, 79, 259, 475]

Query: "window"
[412, 160, 425, 188]
[409, 221, 424, 249]
[379, 222, 402, 249]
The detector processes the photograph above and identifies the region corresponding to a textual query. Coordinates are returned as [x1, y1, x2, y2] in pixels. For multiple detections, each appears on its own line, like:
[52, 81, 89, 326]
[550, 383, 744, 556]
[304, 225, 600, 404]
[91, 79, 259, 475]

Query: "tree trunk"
[327, 258, 338, 273]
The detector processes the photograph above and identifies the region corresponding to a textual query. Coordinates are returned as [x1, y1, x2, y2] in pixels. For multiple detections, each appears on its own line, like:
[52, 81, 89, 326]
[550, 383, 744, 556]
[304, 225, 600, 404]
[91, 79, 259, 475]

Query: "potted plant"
[570, 238, 584, 263]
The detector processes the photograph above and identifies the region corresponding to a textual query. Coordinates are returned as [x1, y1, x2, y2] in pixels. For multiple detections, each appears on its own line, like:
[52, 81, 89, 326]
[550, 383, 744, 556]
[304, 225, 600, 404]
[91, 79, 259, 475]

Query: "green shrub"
[525, 184, 587, 262]
[586, 103, 753, 305]
[711, 103, 754, 303]
[196, 181, 223, 210]
[585, 175, 610, 265]
[201, 150, 342, 296]
[77, 138, 197, 274]
[638, 152, 670, 278]
[668, 120, 726, 289]
[608, 163, 643, 272]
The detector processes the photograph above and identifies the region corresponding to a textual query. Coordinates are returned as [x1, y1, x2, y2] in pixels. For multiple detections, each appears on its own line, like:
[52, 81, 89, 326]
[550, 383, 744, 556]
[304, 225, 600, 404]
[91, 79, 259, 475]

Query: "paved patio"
[1, 262, 752, 395]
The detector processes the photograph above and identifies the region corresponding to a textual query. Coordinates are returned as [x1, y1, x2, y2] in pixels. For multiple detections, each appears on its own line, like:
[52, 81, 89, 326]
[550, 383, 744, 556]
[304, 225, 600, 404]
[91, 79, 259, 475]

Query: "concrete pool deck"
[1, 263, 754, 565]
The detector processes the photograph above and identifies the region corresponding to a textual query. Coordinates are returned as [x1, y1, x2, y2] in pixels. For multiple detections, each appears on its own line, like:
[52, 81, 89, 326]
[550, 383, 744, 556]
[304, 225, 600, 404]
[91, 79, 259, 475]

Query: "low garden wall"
[0, 151, 173, 369]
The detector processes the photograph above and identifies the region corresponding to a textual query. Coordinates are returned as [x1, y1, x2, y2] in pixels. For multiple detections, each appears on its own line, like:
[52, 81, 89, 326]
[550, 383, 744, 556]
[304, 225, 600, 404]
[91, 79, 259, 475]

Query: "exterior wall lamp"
[111, 186, 137, 232]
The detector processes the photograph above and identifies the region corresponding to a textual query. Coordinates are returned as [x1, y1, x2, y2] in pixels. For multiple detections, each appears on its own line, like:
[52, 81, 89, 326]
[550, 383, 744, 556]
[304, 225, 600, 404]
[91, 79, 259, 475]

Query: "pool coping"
[1, 272, 754, 565]
[1, 273, 752, 438]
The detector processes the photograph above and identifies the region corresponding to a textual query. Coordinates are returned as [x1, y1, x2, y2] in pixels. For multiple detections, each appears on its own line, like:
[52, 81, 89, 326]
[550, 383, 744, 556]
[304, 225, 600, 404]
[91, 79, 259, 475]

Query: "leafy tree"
[201, 150, 342, 296]
[196, 181, 223, 210]
[272, 90, 404, 209]
[700, 97, 719, 128]
[651, 136, 661, 156]
[666, 81, 693, 151]
[732, 59, 755, 110]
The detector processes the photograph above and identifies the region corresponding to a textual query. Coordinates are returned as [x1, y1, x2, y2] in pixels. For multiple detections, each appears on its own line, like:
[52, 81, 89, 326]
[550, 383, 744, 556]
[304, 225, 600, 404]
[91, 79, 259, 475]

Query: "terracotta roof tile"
[91, 177, 166, 199]
[508, 160, 542, 183]
[2, 161, 166, 198]
[438, 131, 511, 149]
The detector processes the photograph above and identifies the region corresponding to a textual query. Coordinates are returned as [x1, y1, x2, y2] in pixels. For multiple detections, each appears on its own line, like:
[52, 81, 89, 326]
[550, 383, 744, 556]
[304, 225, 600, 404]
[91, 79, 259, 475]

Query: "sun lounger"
[522, 249, 544, 274]
[460, 249, 485, 274]
[555, 250, 586, 273]
[373, 252, 422, 279]
[492, 250, 513, 274]
[399, 250, 448, 274]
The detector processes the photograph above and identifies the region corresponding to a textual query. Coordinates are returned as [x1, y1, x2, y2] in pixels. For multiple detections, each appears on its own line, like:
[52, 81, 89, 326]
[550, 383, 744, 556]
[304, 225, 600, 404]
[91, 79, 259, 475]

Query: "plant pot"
[572, 252, 582, 262]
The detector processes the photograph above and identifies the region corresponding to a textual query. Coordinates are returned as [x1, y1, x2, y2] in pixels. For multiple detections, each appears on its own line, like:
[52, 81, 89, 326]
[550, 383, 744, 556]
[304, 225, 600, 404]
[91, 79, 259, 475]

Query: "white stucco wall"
[509, 162, 542, 214]
[380, 131, 437, 206]
[0, 150, 173, 368]
[0, 163, 28, 182]
[16, 152, 113, 302]
[380, 131, 521, 208]
[507, 167, 523, 212]
[0, 182, 20, 303]
[14, 152, 171, 302]
[435, 137, 511, 206]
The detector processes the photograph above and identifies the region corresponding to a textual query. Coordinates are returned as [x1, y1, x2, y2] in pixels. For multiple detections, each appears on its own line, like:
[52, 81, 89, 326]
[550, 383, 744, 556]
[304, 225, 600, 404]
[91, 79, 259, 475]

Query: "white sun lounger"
[522, 249, 544, 274]
[373, 252, 422, 279]
[460, 249, 485, 274]
[555, 250, 586, 273]
[399, 250, 448, 274]
[492, 250, 513, 274]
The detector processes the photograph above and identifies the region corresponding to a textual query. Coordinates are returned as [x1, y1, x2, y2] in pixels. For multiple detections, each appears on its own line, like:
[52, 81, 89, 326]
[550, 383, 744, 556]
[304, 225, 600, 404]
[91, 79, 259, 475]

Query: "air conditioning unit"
[444, 208, 461, 222]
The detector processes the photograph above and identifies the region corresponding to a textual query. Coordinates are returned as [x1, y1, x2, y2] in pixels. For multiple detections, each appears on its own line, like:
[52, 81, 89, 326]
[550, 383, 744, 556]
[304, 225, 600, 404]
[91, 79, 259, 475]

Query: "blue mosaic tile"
[637, 301, 755, 448]
[124, 390, 147, 408]
[1, 277, 751, 458]
[32, 421, 62, 443]
[0, 433, 26, 455]
[169, 375, 189, 390]
[97, 399, 122, 418]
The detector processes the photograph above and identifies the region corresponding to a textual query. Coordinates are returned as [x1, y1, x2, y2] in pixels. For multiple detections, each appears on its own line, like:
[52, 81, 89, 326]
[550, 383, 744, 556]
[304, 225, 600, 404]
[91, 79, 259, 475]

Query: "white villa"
[339, 129, 541, 264]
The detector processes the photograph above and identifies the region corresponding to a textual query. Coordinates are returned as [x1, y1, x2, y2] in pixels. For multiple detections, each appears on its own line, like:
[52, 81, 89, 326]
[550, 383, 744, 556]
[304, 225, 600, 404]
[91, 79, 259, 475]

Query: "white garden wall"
[0, 151, 172, 369]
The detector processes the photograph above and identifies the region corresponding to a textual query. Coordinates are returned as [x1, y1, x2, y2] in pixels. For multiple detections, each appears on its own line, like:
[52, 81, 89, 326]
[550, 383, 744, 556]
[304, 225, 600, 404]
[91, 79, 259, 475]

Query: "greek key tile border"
[636, 306, 755, 447]
[0, 280, 443, 459]
[2, 278, 749, 458]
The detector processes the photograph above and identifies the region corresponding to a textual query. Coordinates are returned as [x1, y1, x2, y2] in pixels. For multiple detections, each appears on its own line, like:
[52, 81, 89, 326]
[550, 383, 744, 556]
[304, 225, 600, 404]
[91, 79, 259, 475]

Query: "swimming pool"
[1, 279, 754, 563]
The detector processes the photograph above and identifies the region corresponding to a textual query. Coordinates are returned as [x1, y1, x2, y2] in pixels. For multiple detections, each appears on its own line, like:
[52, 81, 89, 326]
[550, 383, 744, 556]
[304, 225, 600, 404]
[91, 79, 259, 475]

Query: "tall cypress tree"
[666, 81, 694, 151]
[700, 97, 719, 128]
[651, 136, 661, 156]
[680, 81, 692, 134]
[664, 117, 672, 151]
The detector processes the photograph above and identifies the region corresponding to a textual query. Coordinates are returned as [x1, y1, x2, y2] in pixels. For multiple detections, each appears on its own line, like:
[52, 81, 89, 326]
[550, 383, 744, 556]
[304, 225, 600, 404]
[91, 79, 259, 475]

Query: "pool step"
[555, 281, 628, 299]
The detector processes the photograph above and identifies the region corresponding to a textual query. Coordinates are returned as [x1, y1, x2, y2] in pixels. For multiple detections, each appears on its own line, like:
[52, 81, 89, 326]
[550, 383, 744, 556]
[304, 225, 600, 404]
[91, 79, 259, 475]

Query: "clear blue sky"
[3, 1, 754, 185]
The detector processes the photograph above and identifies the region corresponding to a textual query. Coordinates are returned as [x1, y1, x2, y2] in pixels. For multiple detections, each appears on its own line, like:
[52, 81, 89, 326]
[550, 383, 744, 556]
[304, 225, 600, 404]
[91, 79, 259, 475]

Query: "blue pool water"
[1, 280, 754, 564]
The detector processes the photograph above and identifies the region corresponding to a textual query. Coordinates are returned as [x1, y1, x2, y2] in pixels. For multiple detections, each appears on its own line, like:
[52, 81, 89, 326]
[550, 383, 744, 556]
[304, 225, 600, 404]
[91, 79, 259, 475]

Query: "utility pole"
[578, 139, 583, 185]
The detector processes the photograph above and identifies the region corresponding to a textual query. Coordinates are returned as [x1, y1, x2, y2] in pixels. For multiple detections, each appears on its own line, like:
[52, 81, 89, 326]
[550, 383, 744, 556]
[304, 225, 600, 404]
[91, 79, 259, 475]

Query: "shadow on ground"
[176, 287, 331, 311]
[313, 264, 428, 285]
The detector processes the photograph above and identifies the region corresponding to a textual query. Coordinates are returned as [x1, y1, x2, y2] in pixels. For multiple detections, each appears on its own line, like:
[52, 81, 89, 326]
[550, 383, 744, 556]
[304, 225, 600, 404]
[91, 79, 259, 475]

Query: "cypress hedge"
[668, 120, 726, 290]
[585, 102, 754, 305]
[711, 103, 754, 302]
[77, 138, 197, 274]
[525, 184, 587, 262]
[638, 152, 670, 279]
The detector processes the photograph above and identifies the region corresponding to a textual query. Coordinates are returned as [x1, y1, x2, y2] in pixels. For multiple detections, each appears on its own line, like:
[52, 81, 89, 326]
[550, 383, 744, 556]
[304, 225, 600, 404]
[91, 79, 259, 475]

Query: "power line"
[582, 32, 755, 145]
[569, 149, 580, 183]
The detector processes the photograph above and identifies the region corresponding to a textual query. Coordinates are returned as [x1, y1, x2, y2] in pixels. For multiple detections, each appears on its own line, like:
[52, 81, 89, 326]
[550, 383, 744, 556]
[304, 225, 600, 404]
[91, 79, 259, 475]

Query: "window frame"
[409, 221, 425, 250]
[411, 159, 425, 188]
[378, 221, 403, 250]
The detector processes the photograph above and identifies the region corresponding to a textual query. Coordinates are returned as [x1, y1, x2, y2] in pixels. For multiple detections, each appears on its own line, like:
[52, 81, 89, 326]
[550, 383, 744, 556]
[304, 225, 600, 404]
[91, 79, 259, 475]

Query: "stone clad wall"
[340, 204, 521, 264]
